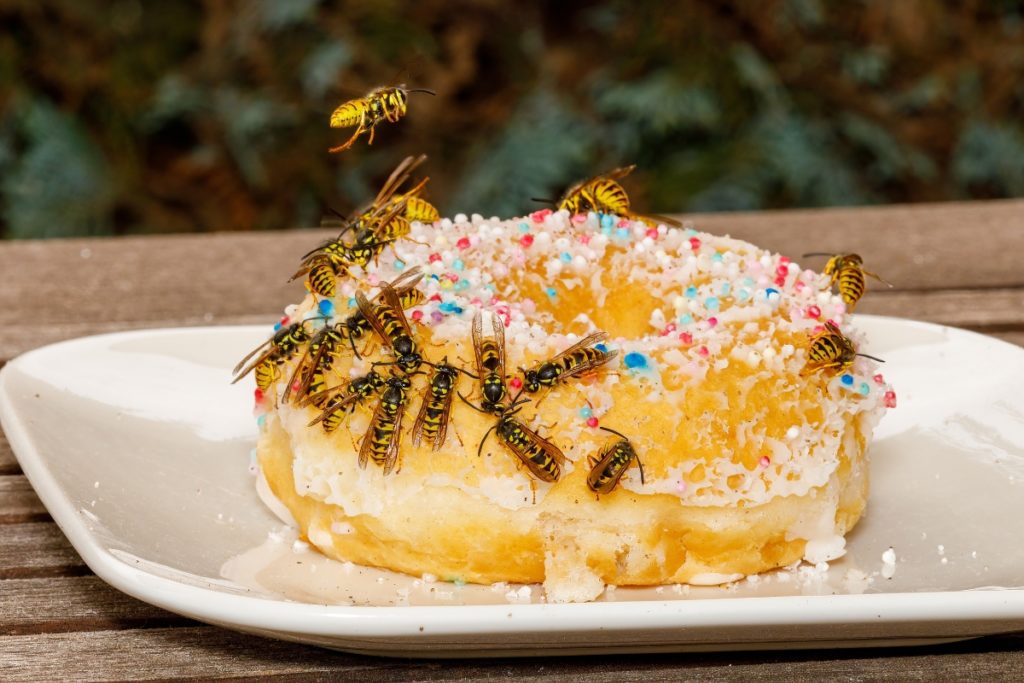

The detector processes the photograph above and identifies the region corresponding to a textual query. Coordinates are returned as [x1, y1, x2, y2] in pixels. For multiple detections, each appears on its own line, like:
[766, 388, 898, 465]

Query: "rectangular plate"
[2, 316, 1024, 657]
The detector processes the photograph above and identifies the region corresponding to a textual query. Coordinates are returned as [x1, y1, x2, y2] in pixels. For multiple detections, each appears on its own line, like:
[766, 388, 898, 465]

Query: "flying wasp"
[329, 85, 436, 153]
[411, 360, 473, 451]
[232, 321, 313, 391]
[359, 374, 415, 475]
[518, 331, 617, 393]
[539, 165, 681, 228]
[803, 253, 893, 312]
[306, 367, 387, 433]
[804, 321, 885, 375]
[587, 426, 644, 495]
[356, 281, 423, 373]
[461, 393, 565, 483]
[469, 311, 509, 413]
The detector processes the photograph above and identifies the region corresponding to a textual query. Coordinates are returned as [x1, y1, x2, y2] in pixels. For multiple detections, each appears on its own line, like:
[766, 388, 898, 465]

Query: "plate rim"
[3, 315, 1024, 642]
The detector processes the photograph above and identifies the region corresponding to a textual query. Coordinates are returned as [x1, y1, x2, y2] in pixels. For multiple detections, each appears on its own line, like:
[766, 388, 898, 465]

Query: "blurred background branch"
[1, 0, 1023, 239]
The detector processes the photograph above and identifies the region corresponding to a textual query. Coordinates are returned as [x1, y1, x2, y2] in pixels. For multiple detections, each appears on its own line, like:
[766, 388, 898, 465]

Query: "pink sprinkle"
[519, 234, 534, 248]
[502, 314, 511, 327]
[812, 324, 825, 334]
[578, 233, 591, 245]
[645, 227, 659, 240]
[759, 455, 771, 468]
[447, 273, 460, 283]
[697, 345, 709, 357]
[490, 296, 500, 306]
[707, 317, 718, 328]
[807, 305, 822, 319]
[689, 237, 701, 251]
[675, 480, 687, 493]
[279, 316, 289, 325]
[254, 388, 265, 402]
[496, 305, 509, 315]
[794, 280, 806, 291]
[661, 323, 677, 336]
[679, 331, 693, 345]
[411, 310, 424, 322]
[530, 209, 551, 223]
[774, 275, 786, 287]
[456, 237, 471, 250]
[586, 417, 599, 428]
[470, 297, 482, 306]
[571, 213, 587, 224]
[826, 318, 839, 328]
[873, 373, 885, 384]
[429, 293, 442, 302]
[291, 381, 301, 392]
[510, 377, 523, 390]
[617, 219, 631, 228]
[776, 264, 789, 277]
[366, 273, 379, 285]
[779, 255, 791, 265]
[428, 253, 441, 264]
[883, 391, 897, 408]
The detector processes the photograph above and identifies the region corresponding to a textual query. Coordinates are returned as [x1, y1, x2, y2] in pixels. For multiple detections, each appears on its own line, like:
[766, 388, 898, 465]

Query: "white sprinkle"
[786, 426, 800, 440]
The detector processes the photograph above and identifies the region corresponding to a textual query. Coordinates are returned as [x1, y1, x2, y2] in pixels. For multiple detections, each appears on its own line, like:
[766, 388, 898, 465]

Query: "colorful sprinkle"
[571, 213, 588, 225]
[586, 417, 599, 428]
[545, 287, 557, 298]
[806, 305, 822, 319]
[645, 227, 659, 240]
[594, 343, 608, 353]
[600, 214, 615, 229]
[858, 382, 871, 396]
[711, 252, 723, 263]
[623, 352, 647, 369]
[873, 373, 885, 384]
[679, 331, 693, 345]
[689, 237, 701, 251]
[256, 414, 267, 428]
[560, 252, 572, 263]
[317, 299, 334, 316]
[519, 222, 530, 233]
[254, 388, 265, 402]
[510, 377, 523, 390]
[707, 317, 718, 328]
[841, 374, 854, 386]
[720, 282, 731, 296]
[452, 259, 465, 271]
[737, 289, 751, 302]
[685, 286, 698, 299]
[776, 264, 789, 277]
[428, 253, 441, 263]
[430, 311, 444, 323]
[411, 310, 424, 323]
[759, 455, 771, 468]
[615, 227, 630, 240]
[519, 234, 534, 248]
[273, 322, 282, 331]
[579, 406, 593, 419]
[456, 237, 471, 250]
[530, 209, 552, 222]
[455, 279, 470, 291]
[884, 390, 897, 408]
[705, 297, 720, 311]
[679, 313, 693, 325]
[697, 345, 710, 357]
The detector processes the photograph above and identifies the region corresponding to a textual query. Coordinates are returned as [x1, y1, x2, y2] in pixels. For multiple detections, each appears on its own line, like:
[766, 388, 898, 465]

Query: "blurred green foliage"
[2, 0, 1024, 239]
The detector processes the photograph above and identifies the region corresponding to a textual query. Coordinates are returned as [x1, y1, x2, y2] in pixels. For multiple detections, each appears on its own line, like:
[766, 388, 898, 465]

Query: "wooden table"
[2, 200, 1023, 680]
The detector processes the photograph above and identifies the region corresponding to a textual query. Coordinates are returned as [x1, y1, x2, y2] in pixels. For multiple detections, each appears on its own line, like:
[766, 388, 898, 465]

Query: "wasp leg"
[367, 124, 376, 146]
[329, 125, 364, 153]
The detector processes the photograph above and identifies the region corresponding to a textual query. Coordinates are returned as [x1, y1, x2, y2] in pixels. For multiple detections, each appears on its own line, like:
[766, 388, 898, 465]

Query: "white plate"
[2, 316, 1024, 657]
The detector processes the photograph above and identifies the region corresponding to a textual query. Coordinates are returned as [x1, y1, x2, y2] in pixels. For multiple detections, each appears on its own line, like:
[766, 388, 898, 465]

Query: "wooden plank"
[856, 288, 1024, 329]
[0, 200, 1022, 336]
[0, 576, 187, 636]
[0, 476, 48, 524]
[0, 523, 86, 579]
[0, 627, 1022, 682]
[0, 432, 18, 476]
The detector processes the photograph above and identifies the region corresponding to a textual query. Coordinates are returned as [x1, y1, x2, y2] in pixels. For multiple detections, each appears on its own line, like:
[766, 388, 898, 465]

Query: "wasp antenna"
[856, 353, 886, 363]
[405, 88, 436, 96]
[801, 252, 833, 258]
[530, 197, 556, 204]
[598, 425, 629, 441]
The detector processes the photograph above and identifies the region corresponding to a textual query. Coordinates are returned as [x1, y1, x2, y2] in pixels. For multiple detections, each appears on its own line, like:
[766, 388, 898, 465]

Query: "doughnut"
[250, 208, 893, 603]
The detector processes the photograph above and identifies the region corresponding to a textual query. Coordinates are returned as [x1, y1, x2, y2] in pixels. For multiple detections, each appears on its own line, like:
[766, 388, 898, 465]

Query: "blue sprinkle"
[256, 414, 267, 428]
[519, 222, 530, 233]
[452, 259, 465, 271]
[742, 277, 755, 287]
[685, 286, 698, 299]
[678, 313, 693, 325]
[439, 301, 465, 314]
[721, 282, 731, 296]
[766, 287, 780, 297]
[841, 374, 854, 386]
[859, 382, 871, 396]
[485, 283, 497, 291]
[623, 352, 647, 369]
[711, 252, 724, 263]
[545, 287, 557, 298]
[273, 322, 282, 331]
[601, 225, 613, 236]
[393, 259, 405, 270]
[452, 577, 466, 587]
[600, 214, 615, 229]
[560, 252, 572, 263]
[579, 406, 593, 419]
[317, 299, 335, 316]
[594, 342, 609, 353]
[454, 279, 470, 291]
[737, 288, 751, 302]
[686, 228, 698, 237]
[705, 297, 720, 311]
[615, 227, 630, 240]
[347, 297, 357, 308]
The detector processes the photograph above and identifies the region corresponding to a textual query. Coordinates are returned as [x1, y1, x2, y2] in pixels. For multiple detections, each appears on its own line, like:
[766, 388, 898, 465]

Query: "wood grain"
[0, 577, 187, 636]
[0, 627, 1022, 683]
[0, 432, 18, 476]
[0, 523, 86, 579]
[0, 476, 48, 523]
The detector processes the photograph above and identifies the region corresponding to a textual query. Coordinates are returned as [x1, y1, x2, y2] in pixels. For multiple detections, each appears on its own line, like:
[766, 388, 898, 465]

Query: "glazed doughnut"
[253, 209, 892, 603]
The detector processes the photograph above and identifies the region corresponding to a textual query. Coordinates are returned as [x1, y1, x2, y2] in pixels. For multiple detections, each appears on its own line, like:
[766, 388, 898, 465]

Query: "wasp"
[803, 253, 893, 311]
[587, 426, 644, 494]
[283, 325, 347, 406]
[359, 374, 414, 475]
[306, 367, 387, 433]
[804, 321, 885, 375]
[539, 165, 681, 227]
[519, 332, 617, 393]
[468, 311, 509, 413]
[356, 281, 423, 373]
[411, 360, 473, 451]
[329, 85, 436, 153]
[232, 321, 312, 391]
[461, 393, 565, 483]
[292, 156, 430, 297]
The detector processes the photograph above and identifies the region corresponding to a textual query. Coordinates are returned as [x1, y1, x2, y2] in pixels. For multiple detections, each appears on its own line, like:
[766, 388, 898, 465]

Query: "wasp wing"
[231, 338, 275, 380]
[503, 419, 565, 482]
[371, 154, 427, 209]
